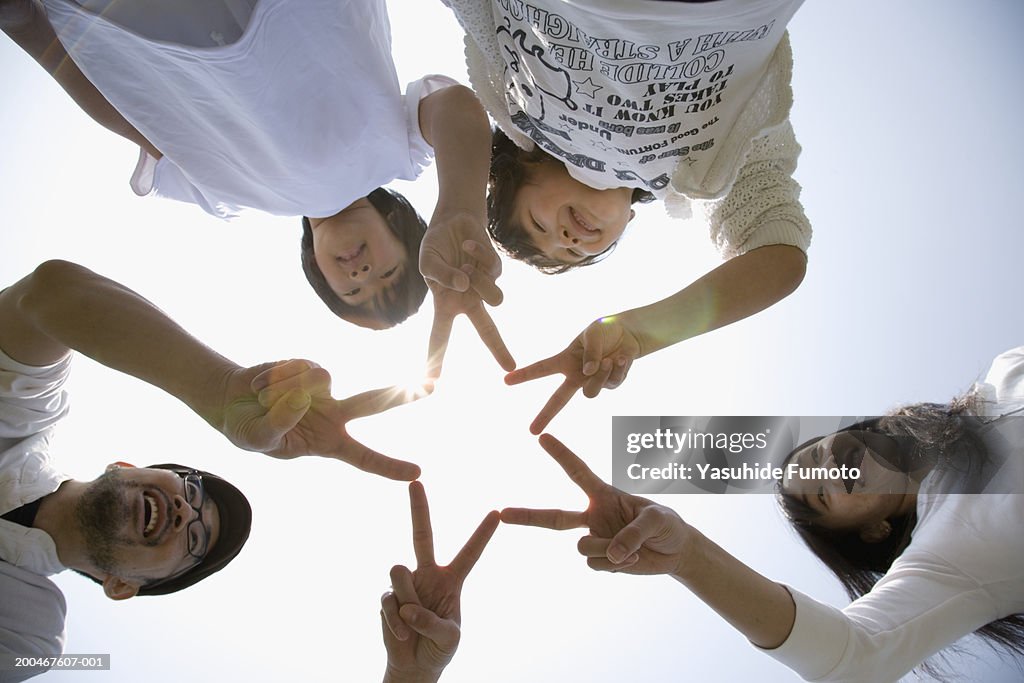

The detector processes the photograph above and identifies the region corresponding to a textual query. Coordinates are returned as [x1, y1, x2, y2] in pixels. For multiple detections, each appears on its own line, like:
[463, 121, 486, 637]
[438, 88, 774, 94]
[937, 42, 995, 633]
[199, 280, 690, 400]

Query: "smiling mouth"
[569, 207, 599, 236]
[338, 243, 366, 263]
[834, 443, 867, 494]
[143, 493, 160, 537]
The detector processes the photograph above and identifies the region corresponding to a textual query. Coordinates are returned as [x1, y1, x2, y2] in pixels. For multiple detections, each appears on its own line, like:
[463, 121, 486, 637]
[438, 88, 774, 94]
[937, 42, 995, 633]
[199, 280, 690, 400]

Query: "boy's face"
[513, 162, 634, 264]
[310, 198, 407, 322]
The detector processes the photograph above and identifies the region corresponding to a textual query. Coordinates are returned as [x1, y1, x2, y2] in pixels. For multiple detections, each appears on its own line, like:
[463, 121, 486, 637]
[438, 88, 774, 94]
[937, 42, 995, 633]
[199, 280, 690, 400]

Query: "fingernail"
[251, 377, 268, 391]
[582, 362, 597, 375]
[607, 544, 626, 563]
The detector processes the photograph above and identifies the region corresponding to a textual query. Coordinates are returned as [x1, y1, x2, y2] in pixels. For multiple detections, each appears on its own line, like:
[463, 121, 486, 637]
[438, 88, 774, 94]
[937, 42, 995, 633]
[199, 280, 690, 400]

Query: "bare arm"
[620, 243, 806, 358]
[669, 526, 796, 649]
[418, 83, 514, 378]
[506, 244, 805, 433]
[0, 259, 235, 417]
[0, 261, 424, 478]
[418, 84, 491, 234]
[1, 0, 161, 158]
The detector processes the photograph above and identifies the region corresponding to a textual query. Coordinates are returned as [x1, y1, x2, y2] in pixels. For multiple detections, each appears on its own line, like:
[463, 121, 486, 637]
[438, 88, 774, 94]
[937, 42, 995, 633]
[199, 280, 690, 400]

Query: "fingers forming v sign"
[427, 270, 515, 381]
[381, 482, 500, 680]
[505, 318, 641, 434]
[421, 214, 515, 380]
[501, 434, 690, 576]
[219, 359, 426, 480]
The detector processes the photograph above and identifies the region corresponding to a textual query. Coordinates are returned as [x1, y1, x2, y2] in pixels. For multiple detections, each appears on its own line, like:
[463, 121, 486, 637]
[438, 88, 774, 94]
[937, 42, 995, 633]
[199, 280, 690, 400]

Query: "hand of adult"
[381, 481, 500, 682]
[501, 433, 690, 576]
[504, 318, 641, 434]
[213, 359, 426, 480]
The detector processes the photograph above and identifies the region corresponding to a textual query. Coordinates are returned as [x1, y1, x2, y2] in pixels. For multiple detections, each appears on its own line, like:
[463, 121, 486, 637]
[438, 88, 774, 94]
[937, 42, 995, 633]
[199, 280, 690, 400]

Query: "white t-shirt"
[41, 0, 444, 218]
[0, 350, 73, 678]
[445, 0, 803, 196]
[444, 0, 811, 255]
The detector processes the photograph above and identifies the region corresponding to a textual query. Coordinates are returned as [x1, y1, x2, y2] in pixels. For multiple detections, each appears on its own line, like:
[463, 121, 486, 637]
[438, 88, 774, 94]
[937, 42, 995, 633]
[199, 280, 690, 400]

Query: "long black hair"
[779, 397, 1024, 675]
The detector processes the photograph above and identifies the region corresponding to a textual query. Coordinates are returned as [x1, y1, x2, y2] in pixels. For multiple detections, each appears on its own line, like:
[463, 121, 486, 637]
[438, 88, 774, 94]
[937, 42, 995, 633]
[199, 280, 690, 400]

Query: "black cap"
[136, 464, 252, 596]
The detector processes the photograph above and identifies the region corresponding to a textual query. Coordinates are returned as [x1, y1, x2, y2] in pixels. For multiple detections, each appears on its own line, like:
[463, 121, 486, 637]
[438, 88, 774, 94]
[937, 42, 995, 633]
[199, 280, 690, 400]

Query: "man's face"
[76, 466, 221, 589]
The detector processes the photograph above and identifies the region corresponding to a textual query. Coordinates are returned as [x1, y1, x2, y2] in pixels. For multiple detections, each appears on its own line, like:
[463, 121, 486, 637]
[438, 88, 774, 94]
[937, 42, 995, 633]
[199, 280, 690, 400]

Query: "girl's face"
[513, 161, 634, 264]
[783, 430, 918, 532]
[310, 198, 407, 320]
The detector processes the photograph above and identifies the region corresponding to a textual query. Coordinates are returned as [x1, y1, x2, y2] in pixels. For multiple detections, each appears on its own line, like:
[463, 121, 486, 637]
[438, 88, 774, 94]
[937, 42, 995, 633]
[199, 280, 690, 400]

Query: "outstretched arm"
[507, 244, 805, 432]
[501, 433, 796, 649]
[1, 0, 161, 158]
[417, 83, 514, 379]
[0, 260, 423, 479]
[618, 243, 806, 358]
[507, 122, 810, 432]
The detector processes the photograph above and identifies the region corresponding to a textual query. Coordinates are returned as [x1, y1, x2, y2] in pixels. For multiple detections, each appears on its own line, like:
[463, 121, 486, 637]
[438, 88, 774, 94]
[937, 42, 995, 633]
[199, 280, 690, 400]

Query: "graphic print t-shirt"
[450, 0, 803, 198]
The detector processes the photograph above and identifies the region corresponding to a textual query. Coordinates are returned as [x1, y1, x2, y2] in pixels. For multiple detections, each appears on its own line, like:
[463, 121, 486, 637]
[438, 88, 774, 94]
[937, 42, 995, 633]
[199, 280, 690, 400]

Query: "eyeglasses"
[178, 471, 210, 561]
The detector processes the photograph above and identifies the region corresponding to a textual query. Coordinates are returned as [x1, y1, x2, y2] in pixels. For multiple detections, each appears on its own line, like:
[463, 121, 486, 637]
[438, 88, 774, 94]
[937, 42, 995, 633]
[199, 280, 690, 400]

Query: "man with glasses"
[0, 260, 261, 682]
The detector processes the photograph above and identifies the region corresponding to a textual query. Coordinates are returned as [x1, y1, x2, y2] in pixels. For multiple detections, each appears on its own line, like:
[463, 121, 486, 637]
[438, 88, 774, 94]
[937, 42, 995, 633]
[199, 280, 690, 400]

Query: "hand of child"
[421, 214, 514, 380]
[504, 317, 641, 434]
[382, 482, 500, 683]
[425, 270, 515, 381]
[420, 211, 503, 304]
[501, 434, 690, 577]
[211, 359, 426, 480]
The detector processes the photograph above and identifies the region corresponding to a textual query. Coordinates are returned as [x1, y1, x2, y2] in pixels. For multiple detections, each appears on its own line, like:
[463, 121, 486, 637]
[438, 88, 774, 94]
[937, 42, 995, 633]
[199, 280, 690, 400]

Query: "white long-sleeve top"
[766, 347, 1024, 682]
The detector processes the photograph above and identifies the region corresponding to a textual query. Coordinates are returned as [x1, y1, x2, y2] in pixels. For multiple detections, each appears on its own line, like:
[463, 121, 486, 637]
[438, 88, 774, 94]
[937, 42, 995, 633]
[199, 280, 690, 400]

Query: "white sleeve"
[761, 555, 999, 682]
[0, 351, 71, 440]
[401, 74, 461, 177]
[0, 563, 66, 682]
[129, 149, 241, 219]
[972, 347, 1024, 415]
[700, 120, 812, 259]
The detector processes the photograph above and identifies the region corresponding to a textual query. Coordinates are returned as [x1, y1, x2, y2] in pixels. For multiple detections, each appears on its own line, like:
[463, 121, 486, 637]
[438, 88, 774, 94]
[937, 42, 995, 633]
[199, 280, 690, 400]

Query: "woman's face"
[513, 161, 634, 264]
[782, 430, 918, 532]
[310, 198, 407, 323]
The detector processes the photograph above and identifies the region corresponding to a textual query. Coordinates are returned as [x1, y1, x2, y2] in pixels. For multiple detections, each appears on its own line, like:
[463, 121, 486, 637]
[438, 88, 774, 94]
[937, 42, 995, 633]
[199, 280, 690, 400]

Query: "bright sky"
[2, 1, 1023, 682]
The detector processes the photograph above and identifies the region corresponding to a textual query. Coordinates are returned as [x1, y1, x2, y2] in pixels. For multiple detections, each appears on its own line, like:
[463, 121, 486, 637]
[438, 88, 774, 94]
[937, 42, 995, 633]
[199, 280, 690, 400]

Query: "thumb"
[399, 604, 460, 652]
[580, 323, 608, 376]
[254, 388, 310, 445]
[606, 507, 661, 564]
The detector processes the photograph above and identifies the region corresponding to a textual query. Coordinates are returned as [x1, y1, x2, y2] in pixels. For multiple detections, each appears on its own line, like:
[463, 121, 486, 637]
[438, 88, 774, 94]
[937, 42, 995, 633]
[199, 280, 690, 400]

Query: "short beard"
[74, 470, 137, 574]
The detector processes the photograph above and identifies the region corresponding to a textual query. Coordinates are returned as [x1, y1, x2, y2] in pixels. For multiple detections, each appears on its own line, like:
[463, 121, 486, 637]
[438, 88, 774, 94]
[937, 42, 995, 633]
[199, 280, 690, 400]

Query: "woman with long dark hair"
[502, 348, 1024, 681]
[772, 348, 1024, 679]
